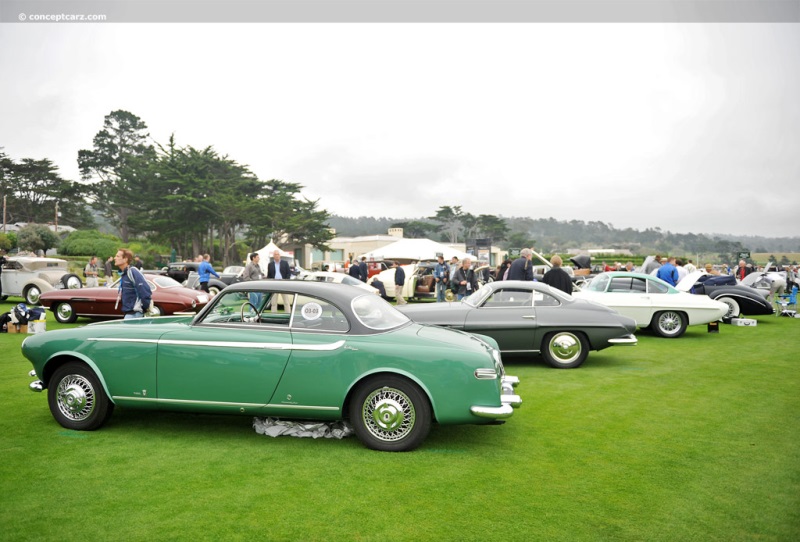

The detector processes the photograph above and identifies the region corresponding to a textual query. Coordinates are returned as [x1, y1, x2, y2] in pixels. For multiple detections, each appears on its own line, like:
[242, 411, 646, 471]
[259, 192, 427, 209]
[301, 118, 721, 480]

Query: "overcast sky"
[1, 22, 798, 238]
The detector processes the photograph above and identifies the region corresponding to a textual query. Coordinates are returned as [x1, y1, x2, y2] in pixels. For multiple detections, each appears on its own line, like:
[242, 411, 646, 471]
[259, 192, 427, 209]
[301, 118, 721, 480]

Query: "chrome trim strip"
[88, 338, 159, 344]
[114, 396, 264, 408]
[265, 404, 340, 411]
[90, 338, 346, 351]
[608, 335, 638, 345]
[113, 396, 340, 411]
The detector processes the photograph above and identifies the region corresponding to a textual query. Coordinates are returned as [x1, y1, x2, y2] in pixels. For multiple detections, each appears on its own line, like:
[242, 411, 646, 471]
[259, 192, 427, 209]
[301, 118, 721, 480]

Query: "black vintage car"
[678, 271, 774, 318]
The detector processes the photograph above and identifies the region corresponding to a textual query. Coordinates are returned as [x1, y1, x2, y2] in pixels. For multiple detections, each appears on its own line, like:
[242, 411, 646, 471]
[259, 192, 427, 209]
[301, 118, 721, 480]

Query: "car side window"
[609, 277, 647, 293]
[532, 292, 560, 307]
[291, 295, 350, 332]
[481, 289, 533, 308]
[647, 280, 669, 294]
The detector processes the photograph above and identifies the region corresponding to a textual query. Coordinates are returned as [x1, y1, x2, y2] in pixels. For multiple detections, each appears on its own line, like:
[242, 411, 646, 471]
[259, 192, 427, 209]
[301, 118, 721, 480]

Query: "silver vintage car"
[1, 256, 83, 304]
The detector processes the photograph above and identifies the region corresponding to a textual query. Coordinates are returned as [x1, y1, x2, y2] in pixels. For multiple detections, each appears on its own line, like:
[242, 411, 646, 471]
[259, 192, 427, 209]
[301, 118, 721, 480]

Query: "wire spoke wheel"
[363, 387, 416, 442]
[55, 374, 96, 422]
[652, 310, 687, 338]
[349, 375, 431, 451]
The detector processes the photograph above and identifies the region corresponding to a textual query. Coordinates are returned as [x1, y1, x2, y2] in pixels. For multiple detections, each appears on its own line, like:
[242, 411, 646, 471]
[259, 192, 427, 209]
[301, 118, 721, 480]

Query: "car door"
[603, 276, 653, 326]
[155, 291, 292, 411]
[463, 287, 536, 352]
[2, 260, 24, 295]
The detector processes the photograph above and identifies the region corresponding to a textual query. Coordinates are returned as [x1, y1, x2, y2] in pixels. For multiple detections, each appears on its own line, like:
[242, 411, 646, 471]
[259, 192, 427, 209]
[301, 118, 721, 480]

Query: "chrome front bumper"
[28, 370, 43, 392]
[608, 334, 638, 345]
[471, 375, 521, 419]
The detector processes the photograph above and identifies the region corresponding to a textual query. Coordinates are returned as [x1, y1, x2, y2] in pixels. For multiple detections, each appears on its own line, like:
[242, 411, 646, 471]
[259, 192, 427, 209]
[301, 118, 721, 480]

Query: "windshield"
[351, 294, 409, 330]
[586, 273, 610, 292]
[463, 284, 494, 307]
[153, 276, 183, 288]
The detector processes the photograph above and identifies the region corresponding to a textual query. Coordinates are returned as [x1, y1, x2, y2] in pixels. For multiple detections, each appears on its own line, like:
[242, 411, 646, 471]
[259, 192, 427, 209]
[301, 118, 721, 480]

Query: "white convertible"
[572, 271, 728, 338]
[1, 256, 83, 305]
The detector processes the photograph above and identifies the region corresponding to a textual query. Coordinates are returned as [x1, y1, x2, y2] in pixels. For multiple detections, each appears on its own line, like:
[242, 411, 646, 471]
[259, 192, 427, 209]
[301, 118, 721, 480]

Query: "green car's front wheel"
[349, 375, 431, 452]
[48, 362, 114, 431]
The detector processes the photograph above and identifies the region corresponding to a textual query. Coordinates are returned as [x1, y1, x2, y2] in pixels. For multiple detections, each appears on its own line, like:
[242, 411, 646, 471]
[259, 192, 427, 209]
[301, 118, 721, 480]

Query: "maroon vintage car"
[38, 274, 211, 323]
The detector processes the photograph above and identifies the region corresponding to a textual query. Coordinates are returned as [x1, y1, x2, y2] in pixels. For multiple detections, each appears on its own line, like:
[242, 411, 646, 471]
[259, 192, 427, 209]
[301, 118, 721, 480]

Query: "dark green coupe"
[23, 281, 520, 451]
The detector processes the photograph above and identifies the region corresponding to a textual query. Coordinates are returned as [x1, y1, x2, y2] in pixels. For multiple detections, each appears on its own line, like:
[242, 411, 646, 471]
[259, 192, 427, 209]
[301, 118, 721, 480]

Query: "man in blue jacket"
[198, 254, 220, 293]
[656, 256, 679, 286]
[114, 248, 152, 319]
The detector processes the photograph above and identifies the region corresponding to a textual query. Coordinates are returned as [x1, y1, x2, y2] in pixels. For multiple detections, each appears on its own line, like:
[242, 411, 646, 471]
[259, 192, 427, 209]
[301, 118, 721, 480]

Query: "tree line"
[2, 110, 332, 265]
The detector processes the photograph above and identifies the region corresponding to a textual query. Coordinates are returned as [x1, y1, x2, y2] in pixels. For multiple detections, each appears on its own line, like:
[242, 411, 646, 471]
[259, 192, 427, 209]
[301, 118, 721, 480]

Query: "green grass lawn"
[1, 301, 798, 541]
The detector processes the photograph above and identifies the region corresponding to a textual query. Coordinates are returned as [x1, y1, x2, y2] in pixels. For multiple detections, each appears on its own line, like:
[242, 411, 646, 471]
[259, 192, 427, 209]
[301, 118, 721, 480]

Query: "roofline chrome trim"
[90, 337, 346, 351]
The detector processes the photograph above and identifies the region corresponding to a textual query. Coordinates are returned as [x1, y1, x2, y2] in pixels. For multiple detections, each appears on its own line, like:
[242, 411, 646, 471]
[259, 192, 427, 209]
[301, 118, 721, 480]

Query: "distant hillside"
[328, 215, 800, 262]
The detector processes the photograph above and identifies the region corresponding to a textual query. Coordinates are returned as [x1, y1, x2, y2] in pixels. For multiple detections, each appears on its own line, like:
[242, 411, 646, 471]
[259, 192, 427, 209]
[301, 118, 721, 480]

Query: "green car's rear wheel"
[48, 362, 114, 430]
[349, 375, 431, 452]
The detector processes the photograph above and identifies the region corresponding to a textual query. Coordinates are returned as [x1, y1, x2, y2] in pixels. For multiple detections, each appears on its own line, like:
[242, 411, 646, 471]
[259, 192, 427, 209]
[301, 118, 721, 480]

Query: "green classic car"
[23, 281, 520, 451]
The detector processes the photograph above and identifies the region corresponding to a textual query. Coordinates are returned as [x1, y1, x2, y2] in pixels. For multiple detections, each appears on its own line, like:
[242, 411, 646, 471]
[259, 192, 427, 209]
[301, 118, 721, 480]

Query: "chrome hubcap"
[56, 375, 95, 421]
[363, 387, 415, 442]
[659, 312, 681, 333]
[57, 303, 74, 321]
[549, 333, 581, 363]
[28, 287, 41, 304]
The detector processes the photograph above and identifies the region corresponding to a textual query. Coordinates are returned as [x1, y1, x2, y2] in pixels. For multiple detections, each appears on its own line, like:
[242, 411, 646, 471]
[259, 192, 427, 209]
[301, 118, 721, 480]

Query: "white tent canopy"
[360, 238, 472, 263]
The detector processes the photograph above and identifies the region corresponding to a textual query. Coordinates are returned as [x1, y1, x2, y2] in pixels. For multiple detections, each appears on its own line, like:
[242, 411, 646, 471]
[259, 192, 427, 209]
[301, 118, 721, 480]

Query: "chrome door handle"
[522, 315, 536, 319]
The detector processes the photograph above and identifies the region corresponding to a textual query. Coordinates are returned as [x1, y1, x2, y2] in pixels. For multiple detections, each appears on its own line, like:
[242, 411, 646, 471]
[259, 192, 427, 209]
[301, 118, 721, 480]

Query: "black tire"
[541, 331, 589, 369]
[349, 375, 431, 452]
[0, 295, 7, 301]
[54, 302, 79, 324]
[715, 296, 740, 319]
[24, 285, 42, 305]
[48, 362, 114, 430]
[62, 274, 83, 289]
[650, 310, 688, 338]
[208, 285, 221, 296]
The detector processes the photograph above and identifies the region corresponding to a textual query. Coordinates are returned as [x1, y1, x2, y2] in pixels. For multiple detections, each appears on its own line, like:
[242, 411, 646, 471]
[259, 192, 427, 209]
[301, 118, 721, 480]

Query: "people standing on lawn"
[391, 261, 407, 305]
[656, 256, 679, 286]
[84, 256, 100, 287]
[114, 248, 152, 319]
[0, 249, 7, 299]
[643, 255, 662, 275]
[104, 256, 114, 281]
[452, 257, 479, 301]
[507, 248, 534, 281]
[735, 259, 753, 281]
[359, 257, 369, 283]
[267, 250, 292, 312]
[684, 259, 697, 274]
[198, 254, 220, 293]
[542, 255, 573, 294]
[433, 254, 449, 302]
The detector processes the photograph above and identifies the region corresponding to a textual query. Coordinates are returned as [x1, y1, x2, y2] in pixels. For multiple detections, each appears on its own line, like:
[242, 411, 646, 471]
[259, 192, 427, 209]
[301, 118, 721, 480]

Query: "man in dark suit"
[349, 259, 361, 280]
[267, 250, 291, 312]
[359, 257, 369, 282]
[507, 248, 534, 281]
